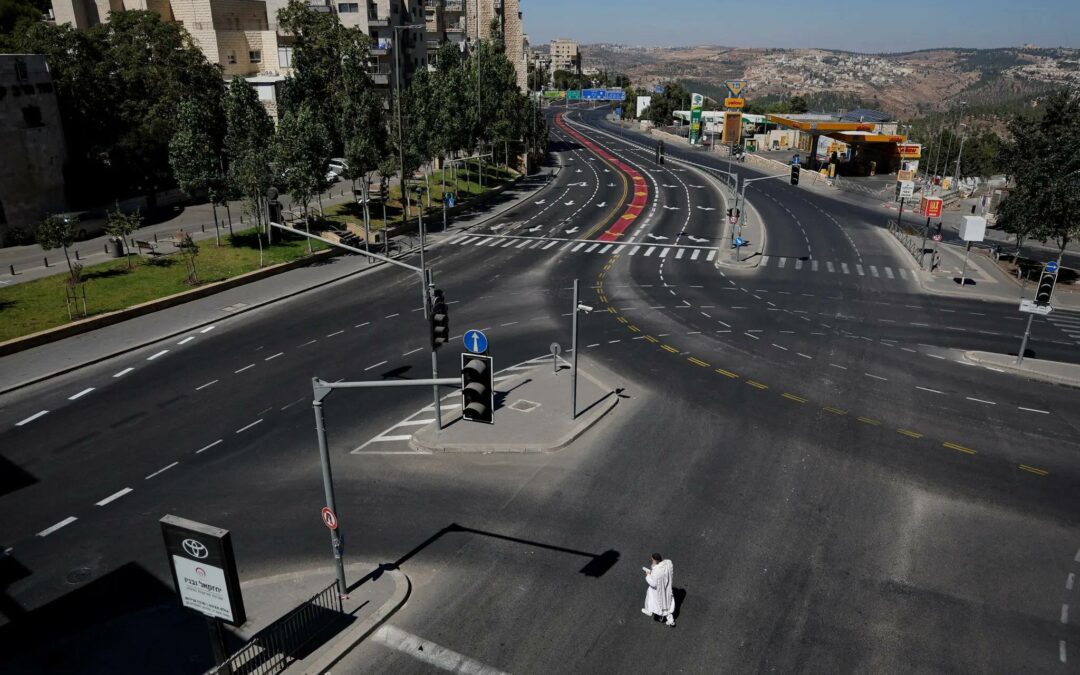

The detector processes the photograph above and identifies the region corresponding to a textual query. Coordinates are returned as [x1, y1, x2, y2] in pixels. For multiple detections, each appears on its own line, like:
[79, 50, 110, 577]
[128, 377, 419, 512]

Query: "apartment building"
[550, 38, 580, 74]
[464, 0, 527, 92]
[0, 55, 67, 246]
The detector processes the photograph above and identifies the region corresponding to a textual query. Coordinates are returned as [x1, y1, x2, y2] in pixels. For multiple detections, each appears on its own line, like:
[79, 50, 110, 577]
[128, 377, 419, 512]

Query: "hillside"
[582, 45, 1080, 118]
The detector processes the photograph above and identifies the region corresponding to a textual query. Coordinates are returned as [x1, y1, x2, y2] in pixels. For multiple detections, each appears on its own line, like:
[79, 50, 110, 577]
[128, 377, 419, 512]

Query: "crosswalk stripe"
[841, 262, 850, 274]
[644, 246, 656, 257]
[572, 242, 587, 252]
[675, 248, 685, 259]
[870, 265, 879, 277]
[691, 249, 700, 260]
[560, 242, 573, 250]
[856, 264, 864, 275]
[826, 261, 835, 273]
[486, 238, 502, 246]
[614, 244, 626, 254]
[530, 240, 544, 248]
[885, 267, 895, 279]
[812, 260, 819, 271]
[795, 259, 803, 270]
[542, 240, 559, 249]
[585, 243, 600, 253]
[659, 247, 670, 258]
[778, 257, 787, 268]
[707, 250, 716, 261]
[599, 244, 612, 254]
[899, 268, 908, 279]
[761, 255, 771, 266]
[500, 239, 515, 247]
[515, 240, 529, 248]
[447, 236, 465, 244]
[630, 245, 640, 255]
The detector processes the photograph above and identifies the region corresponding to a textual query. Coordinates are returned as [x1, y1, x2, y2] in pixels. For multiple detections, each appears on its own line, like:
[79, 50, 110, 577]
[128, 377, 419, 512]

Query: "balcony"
[368, 15, 389, 27]
[369, 64, 391, 86]
[445, 0, 463, 11]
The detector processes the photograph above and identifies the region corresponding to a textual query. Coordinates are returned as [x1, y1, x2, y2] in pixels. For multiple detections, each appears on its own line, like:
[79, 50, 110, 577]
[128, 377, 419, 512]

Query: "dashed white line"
[15, 410, 48, 426]
[113, 367, 134, 378]
[196, 379, 218, 391]
[829, 363, 848, 370]
[1068, 573, 1075, 591]
[364, 360, 388, 371]
[916, 386, 944, 394]
[796, 353, 812, 359]
[966, 397, 996, 405]
[178, 336, 195, 345]
[196, 439, 223, 454]
[927, 354, 946, 360]
[145, 461, 179, 480]
[235, 364, 256, 373]
[327, 330, 345, 337]
[235, 419, 264, 434]
[200, 325, 216, 334]
[385, 313, 399, 319]
[1061, 640, 1068, 664]
[1018, 406, 1049, 414]
[402, 347, 423, 357]
[298, 339, 317, 347]
[1063, 604, 1069, 624]
[865, 373, 888, 381]
[68, 387, 95, 401]
[771, 343, 788, 351]
[95, 487, 133, 506]
[355, 321, 371, 328]
[37, 516, 77, 537]
[265, 352, 284, 361]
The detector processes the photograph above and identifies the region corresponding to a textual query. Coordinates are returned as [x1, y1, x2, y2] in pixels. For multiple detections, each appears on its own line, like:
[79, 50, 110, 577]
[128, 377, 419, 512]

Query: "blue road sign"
[1046, 260, 1059, 274]
[615, 107, 623, 118]
[582, 88, 604, 100]
[733, 236, 746, 248]
[791, 154, 801, 166]
[464, 329, 488, 355]
[603, 90, 626, 101]
[653, 85, 665, 94]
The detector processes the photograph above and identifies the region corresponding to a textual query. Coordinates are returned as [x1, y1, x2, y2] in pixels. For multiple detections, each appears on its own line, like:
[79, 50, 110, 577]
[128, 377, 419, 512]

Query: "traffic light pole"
[571, 279, 579, 419]
[426, 269, 443, 431]
[1016, 313, 1035, 366]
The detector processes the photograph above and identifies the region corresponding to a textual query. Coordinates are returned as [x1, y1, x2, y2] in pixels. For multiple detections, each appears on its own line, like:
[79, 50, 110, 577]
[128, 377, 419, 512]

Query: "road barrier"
[206, 581, 345, 675]
[887, 219, 938, 271]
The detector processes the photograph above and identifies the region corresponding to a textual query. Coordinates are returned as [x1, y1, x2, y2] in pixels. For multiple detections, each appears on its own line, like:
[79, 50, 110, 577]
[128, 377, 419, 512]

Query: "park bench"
[134, 239, 160, 256]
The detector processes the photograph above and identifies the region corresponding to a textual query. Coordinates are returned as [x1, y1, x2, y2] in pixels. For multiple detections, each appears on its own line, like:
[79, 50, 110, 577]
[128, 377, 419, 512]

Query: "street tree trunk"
[211, 203, 221, 246]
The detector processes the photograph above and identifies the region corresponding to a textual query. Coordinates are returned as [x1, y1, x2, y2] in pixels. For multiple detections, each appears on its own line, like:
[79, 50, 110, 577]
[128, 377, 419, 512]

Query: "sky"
[522, 0, 1080, 53]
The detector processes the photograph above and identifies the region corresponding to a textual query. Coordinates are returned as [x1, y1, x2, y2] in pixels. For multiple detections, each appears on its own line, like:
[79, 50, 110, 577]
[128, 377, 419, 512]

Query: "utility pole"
[953, 123, 969, 188]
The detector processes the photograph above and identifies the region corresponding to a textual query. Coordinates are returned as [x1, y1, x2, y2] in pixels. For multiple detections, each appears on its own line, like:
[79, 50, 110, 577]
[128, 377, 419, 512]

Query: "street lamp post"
[953, 122, 969, 189]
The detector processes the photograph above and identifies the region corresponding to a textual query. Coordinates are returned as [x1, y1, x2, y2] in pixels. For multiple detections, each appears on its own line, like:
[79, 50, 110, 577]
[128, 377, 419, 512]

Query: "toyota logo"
[182, 538, 208, 559]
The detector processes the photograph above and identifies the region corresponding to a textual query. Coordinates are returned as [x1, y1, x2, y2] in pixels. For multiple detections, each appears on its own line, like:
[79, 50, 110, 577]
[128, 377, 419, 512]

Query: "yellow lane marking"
[661, 344, 679, 353]
[715, 368, 739, 378]
[943, 442, 976, 455]
[746, 380, 768, 390]
[644, 335, 658, 343]
[782, 393, 808, 403]
[628, 325, 640, 332]
[897, 429, 923, 439]
[620, 214, 635, 220]
[857, 416, 881, 426]
[688, 357, 710, 368]
[1019, 464, 1049, 476]
[616, 317, 628, 325]
[824, 407, 847, 415]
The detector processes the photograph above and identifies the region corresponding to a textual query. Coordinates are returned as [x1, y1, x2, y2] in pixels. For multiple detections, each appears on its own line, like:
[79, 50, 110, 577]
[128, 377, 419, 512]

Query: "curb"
[0, 171, 561, 398]
[300, 568, 411, 675]
[963, 351, 1080, 389]
[409, 367, 619, 454]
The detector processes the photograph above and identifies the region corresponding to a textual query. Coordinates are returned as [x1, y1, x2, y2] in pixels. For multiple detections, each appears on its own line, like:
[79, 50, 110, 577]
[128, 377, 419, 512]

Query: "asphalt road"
[1, 104, 1079, 673]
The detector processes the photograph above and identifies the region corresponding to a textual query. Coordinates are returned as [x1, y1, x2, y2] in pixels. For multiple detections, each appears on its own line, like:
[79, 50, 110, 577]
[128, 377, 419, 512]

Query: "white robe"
[644, 559, 675, 616]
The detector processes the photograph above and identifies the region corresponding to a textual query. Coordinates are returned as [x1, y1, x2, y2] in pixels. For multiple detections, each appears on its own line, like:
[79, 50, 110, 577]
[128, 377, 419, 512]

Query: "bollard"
[201, 223, 206, 233]
[9, 264, 14, 276]
[75, 250, 81, 261]
[153, 232, 158, 243]
[104, 244, 108, 254]
[43, 256, 49, 268]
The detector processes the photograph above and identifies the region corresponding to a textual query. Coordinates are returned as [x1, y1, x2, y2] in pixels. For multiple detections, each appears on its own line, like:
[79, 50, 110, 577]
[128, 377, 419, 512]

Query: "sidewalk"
[411, 357, 619, 453]
[0, 169, 558, 397]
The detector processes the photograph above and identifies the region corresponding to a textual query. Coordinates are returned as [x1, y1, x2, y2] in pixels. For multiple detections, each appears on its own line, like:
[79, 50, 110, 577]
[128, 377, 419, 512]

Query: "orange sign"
[920, 196, 943, 218]
[724, 97, 745, 109]
[897, 170, 914, 181]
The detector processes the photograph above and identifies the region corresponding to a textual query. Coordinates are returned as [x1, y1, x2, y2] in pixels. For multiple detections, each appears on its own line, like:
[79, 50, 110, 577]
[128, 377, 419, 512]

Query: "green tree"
[104, 204, 142, 270]
[224, 77, 275, 259]
[177, 230, 199, 284]
[10, 11, 224, 204]
[647, 82, 690, 126]
[274, 103, 332, 249]
[170, 98, 227, 246]
[36, 214, 78, 282]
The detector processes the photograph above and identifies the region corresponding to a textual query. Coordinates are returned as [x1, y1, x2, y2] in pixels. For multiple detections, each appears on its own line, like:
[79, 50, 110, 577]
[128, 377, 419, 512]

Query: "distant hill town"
[581, 45, 1080, 119]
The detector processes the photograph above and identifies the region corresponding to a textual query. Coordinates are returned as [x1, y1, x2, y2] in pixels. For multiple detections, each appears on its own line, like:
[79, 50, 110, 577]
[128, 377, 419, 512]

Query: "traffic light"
[267, 187, 282, 224]
[379, 177, 389, 202]
[790, 164, 800, 186]
[1035, 265, 1058, 307]
[461, 354, 494, 424]
[430, 288, 449, 349]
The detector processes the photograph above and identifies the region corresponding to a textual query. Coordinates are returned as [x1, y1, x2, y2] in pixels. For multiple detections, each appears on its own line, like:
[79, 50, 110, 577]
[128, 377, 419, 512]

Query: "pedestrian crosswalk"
[445, 234, 916, 281]
[1047, 310, 1080, 345]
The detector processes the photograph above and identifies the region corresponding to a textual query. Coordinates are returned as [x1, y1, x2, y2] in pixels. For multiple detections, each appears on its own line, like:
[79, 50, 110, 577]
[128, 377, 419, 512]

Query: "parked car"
[326, 158, 348, 182]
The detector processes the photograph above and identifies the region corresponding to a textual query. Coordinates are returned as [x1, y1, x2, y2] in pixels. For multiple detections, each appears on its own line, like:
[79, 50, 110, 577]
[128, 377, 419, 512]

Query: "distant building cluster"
[745, 51, 915, 94]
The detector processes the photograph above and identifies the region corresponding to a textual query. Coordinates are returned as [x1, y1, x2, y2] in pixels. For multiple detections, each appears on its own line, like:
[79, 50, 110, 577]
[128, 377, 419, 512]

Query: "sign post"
[688, 93, 704, 145]
[161, 515, 247, 672]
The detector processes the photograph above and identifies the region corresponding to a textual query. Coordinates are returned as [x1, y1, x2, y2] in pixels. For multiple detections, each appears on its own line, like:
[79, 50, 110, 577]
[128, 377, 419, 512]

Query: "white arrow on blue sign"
[1046, 260, 1058, 273]
[464, 329, 488, 354]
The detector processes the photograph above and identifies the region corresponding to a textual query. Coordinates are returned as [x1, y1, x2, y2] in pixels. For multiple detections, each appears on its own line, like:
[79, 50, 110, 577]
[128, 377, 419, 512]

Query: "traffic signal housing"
[461, 354, 494, 424]
[1035, 265, 1058, 307]
[790, 164, 800, 186]
[430, 288, 449, 349]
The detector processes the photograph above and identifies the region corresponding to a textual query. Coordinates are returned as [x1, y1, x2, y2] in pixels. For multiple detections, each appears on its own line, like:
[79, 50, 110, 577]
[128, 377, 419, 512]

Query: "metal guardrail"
[887, 219, 938, 271]
[206, 581, 344, 675]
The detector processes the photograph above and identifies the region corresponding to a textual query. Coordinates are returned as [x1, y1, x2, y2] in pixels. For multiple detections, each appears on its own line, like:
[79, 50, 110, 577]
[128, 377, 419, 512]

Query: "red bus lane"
[555, 113, 648, 242]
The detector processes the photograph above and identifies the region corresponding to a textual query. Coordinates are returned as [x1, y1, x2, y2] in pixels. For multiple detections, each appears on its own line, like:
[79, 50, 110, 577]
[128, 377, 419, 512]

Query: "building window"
[338, 2, 358, 12]
[278, 46, 293, 69]
[22, 105, 44, 128]
[249, 50, 262, 64]
[227, 51, 237, 64]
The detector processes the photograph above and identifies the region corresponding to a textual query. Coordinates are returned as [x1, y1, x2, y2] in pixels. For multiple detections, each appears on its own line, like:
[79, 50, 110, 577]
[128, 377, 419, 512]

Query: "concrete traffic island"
[964, 350, 1080, 388]
[411, 359, 620, 453]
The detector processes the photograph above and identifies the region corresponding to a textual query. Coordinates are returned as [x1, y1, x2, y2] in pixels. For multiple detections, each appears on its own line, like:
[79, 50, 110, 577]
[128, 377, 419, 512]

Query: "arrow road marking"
[662, 184, 678, 188]
[647, 234, 668, 241]
[663, 205, 679, 210]
[597, 202, 606, 207]
[528, 226, 542, 232]
[565, 227, 580, 234]
[696, 206, 716, 211]
[534, 199, 546, 204]
[687, 235, 708, 243]
[565, 200, 575, 206]
[607, 183, 616, 187]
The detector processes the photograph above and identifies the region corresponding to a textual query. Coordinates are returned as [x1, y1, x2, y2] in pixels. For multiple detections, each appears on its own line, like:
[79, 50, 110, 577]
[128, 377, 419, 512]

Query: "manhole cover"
[66, 567, 92, 585]
[509, 399, 540, 413]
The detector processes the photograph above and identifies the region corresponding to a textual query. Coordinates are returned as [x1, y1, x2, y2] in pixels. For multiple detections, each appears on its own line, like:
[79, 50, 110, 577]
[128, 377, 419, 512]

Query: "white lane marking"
[326, 330, 345, 337]
[113, 367, 135, 378]
[265, 352, 284, 361]
[15, 410, 49, 426]
[196, 439, 223, 454]
[178, 336, 195, 345]
[395, 419, 435, 427]
[829, 363, 847, 370]
[707, 250, 717, 261]
[235, 419, 264, 434]
[1062, 640, 1068, 664]
[68, 387, 95, 401]
[797, 353, 812, 359]
[298, 339, 317, 347]
[200, 325, 216, 334]
[372, 625, 510, 675]
[927, 354, 946, 360]
[865, 373, 887, 381]
[355, 321, 371, 328]
[501, 321, 519, 326]
[402, 347, 423, 357]
[37, 516, 78, 537]
[772, 343, 788, 351]
[196, 379, 219, 391]
[235, 364, 256, 373]
[966, 397, 996, 405]
[1063, 604, 1069, 624]
[385, 313, 400, 319]
[145, 462, 179, 479]
[364, 360, 388, 371]
[1068, 573, 1075, 591]
[1075, 548, 1080, 563]
[96, 487, 133, 506]
[916, 386, 944, 394]
[374, 435, 413, 442]
[1018, 406, 1049, 414]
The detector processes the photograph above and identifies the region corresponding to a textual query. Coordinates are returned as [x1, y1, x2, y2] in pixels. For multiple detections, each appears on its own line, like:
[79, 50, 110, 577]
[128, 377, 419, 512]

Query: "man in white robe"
[642, 553, 675, 626]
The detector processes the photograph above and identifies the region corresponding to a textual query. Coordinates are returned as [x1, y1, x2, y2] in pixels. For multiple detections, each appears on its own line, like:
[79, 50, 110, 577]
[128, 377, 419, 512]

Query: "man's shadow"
[673, 588, 686, 620]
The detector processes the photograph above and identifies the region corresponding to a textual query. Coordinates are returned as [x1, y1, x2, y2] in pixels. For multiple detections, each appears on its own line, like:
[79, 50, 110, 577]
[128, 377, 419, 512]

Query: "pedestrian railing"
[206, 581, 345, 675]
[886, 219, 939, 271]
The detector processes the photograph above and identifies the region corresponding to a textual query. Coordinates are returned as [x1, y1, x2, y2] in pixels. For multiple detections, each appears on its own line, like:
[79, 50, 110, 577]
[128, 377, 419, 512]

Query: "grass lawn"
[323, 162, 517, 231]
[0, 228, 327, 342]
